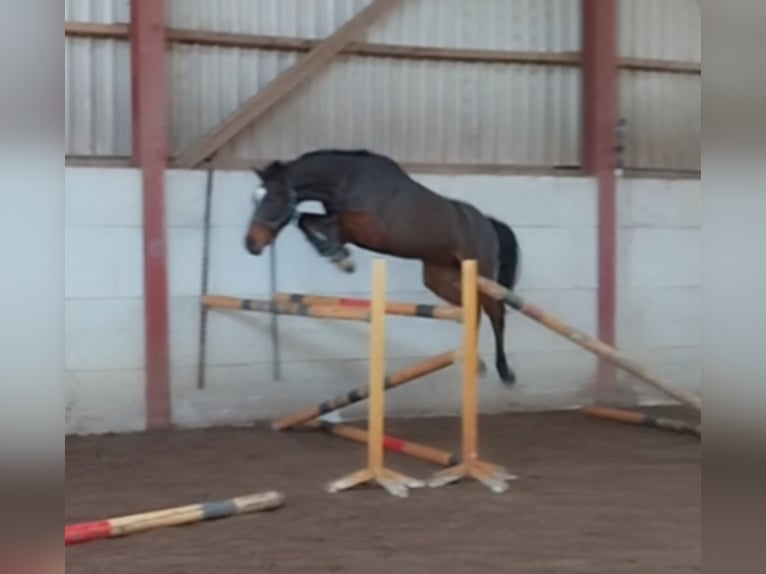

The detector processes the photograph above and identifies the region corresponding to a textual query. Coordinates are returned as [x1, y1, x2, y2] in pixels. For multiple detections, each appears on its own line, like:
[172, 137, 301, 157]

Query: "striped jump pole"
[202, 295, 371, 322]
[476, 277, 703, 414]
[65, 491, 285, 546]
[273, 292, 463, 321]
[306, 419, 461, 467]
[272, 349, 458, 431]
[581, 405, 701, 437]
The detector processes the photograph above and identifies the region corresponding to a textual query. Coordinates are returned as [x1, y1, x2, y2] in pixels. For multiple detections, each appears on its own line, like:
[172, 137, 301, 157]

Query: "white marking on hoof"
[335, 257, 355, 273]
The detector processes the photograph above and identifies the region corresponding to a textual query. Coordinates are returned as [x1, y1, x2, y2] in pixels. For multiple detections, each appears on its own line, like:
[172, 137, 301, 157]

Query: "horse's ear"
[252, 160, 285, 181]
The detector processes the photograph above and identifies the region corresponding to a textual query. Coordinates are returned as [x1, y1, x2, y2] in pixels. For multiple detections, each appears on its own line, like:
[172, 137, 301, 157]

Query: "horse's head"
[245, 161, 296, 255]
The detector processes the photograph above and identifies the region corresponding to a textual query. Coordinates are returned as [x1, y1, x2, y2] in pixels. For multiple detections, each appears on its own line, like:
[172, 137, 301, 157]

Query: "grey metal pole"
[269, 241, 281, 381]
[196, 168, 214, 389]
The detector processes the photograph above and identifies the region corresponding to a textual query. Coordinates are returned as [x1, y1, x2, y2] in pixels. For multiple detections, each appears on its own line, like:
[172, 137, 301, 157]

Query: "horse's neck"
[289, 163, 341, 204]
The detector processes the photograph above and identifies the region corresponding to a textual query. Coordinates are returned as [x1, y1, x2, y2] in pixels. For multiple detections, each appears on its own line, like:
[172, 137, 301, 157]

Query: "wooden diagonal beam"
[173, 0, 402, 168]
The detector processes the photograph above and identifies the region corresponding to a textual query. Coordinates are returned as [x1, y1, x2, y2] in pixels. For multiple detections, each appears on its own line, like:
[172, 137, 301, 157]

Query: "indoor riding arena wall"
[65, 167, 700, 435]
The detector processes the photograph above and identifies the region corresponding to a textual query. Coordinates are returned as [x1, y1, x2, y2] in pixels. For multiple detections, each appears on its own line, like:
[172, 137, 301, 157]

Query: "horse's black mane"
[258, 148, 391, 182]
[297, 148, 375, 160]
[256, 160, 286, 181]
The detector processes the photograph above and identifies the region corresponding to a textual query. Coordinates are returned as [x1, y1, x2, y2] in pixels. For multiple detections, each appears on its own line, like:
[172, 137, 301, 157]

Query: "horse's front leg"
[297, 213, 355, 273]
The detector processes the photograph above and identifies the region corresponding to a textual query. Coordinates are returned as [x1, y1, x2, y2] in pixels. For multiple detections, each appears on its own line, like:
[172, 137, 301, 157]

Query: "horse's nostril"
[245, 236, 259, 254]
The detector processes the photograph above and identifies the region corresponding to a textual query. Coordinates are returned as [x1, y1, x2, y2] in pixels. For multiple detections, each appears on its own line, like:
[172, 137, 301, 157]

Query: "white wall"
[617, 178, 702, 403]
[65, 167, 700, 434]
[65, 168, 146, 434]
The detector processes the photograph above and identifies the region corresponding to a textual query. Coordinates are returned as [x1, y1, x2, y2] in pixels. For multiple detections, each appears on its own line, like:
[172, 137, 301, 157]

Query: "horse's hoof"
[477, 359, 488, 377]
[498, 365, 516, 387]
[328, 250, 356, 273]
[335, 257, 356, 273]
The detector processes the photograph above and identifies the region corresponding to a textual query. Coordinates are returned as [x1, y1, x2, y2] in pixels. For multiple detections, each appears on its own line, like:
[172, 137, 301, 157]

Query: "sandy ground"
[66, 408, 700, 573]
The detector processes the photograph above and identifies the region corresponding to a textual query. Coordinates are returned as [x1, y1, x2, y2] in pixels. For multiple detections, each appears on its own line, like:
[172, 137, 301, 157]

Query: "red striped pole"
[581, 405, 701, 437]
[202, 295, 371, 322]
[307, 420, 460, 467]
[273, 292, 462, 321]
[65, 491, 284, 546]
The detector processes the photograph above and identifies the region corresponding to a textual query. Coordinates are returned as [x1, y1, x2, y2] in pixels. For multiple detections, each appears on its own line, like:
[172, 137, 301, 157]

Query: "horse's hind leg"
[480, 295, 515, 386]
[422, 264, 488, 376]
[297, 213, 355, 273]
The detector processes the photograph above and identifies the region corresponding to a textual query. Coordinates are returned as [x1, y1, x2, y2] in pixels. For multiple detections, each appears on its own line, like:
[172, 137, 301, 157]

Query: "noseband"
[250, 185, 298, 230]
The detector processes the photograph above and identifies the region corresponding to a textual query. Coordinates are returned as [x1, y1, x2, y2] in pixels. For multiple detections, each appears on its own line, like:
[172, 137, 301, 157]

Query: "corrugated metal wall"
[618, 0, 701, 171]
[167, 0, 582, 167]
[65, 0, 129, 23]
[166, 0, 368, 38]
[64, 0, 700, 172]
[65, 0, 131, 156]
[166, 0, 579, 50]
[217, 56, 581, 166]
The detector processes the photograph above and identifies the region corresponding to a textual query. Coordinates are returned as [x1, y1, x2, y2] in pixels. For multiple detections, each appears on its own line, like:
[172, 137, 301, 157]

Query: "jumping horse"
[244, 149, 521, 385]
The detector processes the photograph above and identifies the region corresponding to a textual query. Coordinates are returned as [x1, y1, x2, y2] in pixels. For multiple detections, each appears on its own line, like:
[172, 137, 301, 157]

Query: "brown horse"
[245, 149, 521, 385]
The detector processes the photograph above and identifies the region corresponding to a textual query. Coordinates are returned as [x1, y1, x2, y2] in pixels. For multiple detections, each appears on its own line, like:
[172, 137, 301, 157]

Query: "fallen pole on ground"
[202, 295, 371, 322]
[305, 419, 461, 467]
[476, 277, 703, 414]
[273, 292, 463, 321]
[272, 349, 458, 431]
[65, 490, 285, 546]
[581, 405, 701, 437]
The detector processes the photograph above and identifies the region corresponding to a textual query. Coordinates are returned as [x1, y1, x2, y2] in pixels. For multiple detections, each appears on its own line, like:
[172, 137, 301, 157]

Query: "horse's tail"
[486, 216, 520, 290]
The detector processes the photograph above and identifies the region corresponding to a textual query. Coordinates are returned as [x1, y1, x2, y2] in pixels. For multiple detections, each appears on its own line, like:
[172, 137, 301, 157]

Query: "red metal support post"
[130, 0, 171, 429]
[582, 0, 618, 400]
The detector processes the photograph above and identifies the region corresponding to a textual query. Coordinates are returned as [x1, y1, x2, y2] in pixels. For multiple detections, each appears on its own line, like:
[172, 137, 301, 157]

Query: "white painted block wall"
[65, 167, 700, 434]
[617, 178, 702, 403]
[65, 168, 146, 433]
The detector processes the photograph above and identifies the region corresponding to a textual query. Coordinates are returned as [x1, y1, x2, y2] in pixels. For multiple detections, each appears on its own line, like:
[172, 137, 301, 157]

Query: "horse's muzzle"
[245, 223, 276, 256]
[244, 235, 263, 256]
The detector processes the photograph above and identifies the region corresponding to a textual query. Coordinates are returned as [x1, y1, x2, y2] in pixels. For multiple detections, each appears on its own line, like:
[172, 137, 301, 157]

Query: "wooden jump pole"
[65, 490, 285, 546]
[581, 405, 701, 437]
[273, 292, 463, 321]
[202, 295, 371, 322]
[306, 419, 461, 467]
[326, 259, 424, 497]
[476, 277, 703, 414]
[271, 349, 458, 431]
[206, 289, 460, 468]
[428, 260, 516, 494]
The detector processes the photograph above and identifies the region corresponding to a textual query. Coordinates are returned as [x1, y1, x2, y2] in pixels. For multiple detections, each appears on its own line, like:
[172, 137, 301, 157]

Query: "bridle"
[250, 183, 298, 230]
